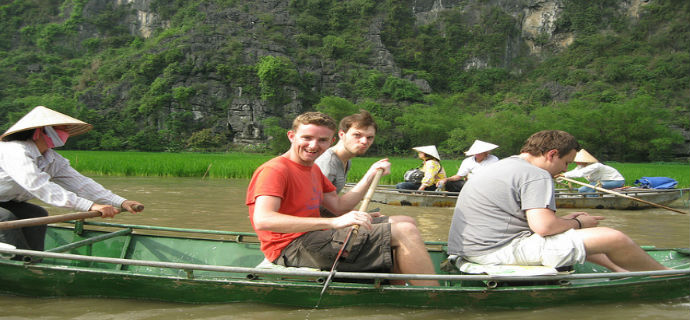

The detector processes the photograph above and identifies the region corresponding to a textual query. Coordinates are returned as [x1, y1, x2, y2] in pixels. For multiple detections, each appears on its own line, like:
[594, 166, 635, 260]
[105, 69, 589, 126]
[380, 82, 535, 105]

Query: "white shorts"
[467, 229, 586, 268]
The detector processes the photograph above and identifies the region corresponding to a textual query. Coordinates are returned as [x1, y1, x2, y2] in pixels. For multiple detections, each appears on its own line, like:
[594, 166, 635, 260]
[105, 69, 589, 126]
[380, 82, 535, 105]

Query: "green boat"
[1, 221, 689, 308]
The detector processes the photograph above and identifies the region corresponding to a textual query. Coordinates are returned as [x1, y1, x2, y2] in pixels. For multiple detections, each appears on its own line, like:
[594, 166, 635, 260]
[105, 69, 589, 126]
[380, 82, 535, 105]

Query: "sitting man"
[246, 112, 437, 286]
[437, 140, 499, 192]
[0, 106, 144, 253]
[315, 110, 415, 227]
[447, 130, 669, 272]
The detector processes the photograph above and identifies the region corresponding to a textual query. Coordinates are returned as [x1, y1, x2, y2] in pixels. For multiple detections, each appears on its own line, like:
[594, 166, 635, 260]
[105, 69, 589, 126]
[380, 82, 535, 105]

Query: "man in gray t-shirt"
[315, 110, 416, 230]
[448, 130, 669, 272]
[316, 110, 379, 217]
[315, 148, 351, 194]
[448, 156, 555, 257]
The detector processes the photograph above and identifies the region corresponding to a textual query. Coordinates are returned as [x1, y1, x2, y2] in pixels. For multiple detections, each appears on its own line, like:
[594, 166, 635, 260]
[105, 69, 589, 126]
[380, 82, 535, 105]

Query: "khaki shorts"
[274, 216, 393, 272]
[467, 229, 586, 268]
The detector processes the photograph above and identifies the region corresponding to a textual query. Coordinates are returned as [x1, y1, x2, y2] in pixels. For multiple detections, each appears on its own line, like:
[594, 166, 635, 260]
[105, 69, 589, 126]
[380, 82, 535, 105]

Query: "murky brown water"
[2, 175, 689, 319]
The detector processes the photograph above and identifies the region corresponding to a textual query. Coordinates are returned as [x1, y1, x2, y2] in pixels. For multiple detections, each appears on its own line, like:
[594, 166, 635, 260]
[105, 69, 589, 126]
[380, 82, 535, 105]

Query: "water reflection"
[17, 175, 687, 319]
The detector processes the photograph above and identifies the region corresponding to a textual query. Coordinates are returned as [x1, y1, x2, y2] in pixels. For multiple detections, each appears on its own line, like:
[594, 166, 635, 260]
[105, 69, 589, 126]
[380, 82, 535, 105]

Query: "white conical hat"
[412, 145, 441, 161]
[574, 149, 598, 163]
[1, 106, 92, 141]
[464, 140, 498, 156]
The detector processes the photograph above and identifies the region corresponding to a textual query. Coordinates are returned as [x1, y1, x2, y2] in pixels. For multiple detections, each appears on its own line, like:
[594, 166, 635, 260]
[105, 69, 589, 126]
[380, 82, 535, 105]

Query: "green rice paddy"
[57, 150, 689, 188]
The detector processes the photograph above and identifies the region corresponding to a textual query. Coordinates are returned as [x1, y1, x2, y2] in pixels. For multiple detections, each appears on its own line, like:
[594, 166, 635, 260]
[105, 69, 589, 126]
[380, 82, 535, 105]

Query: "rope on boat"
[1, 247, 688, 283]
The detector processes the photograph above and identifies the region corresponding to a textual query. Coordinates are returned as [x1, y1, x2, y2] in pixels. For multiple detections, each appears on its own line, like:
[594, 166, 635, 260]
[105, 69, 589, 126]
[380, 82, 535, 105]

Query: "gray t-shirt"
[315, 148, 350, 193]
[447, 156, 556, 257]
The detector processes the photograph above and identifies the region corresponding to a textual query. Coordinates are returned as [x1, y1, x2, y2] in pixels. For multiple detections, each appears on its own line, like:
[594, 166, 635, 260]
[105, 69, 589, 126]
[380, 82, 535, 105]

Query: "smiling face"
[286, 123, 336, 166]
[339, 125, 375, 156]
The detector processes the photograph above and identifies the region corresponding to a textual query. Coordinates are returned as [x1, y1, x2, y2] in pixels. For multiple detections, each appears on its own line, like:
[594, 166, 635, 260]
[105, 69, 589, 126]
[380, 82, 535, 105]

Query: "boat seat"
[255, 258, 391, 285]
[0, 242, 16, 260]
[444, 255, 573, 288]
[255, 258, 320, 272]
[446, 255, 560, 276]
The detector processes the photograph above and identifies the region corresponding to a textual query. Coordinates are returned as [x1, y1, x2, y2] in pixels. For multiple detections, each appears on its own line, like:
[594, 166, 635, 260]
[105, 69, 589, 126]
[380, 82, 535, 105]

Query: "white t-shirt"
[456, 154, 499, 179]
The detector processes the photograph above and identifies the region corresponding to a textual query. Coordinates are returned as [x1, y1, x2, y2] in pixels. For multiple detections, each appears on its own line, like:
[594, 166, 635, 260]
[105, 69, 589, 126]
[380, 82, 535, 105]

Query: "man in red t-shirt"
[246, 112, 437, 286]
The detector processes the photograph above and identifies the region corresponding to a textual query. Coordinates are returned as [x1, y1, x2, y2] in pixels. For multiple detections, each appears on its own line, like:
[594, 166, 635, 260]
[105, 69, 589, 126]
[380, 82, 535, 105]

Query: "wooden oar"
[316, 168, 384, 307]
[0, 204, 145, 230]
[557, 176, 687, 214]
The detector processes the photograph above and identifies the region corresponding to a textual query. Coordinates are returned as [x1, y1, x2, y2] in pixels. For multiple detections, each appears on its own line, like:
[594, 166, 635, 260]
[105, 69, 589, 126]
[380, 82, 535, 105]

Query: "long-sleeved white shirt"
[562, 162, 624, 182]
[0, 140, 126, 212]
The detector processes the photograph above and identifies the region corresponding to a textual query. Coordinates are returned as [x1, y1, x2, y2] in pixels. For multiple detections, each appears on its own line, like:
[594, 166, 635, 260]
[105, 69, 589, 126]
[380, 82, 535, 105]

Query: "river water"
[1, 175, 689, 319]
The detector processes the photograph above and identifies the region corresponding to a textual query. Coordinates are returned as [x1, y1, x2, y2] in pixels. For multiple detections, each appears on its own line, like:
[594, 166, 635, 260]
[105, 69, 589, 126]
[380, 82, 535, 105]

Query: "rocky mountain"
[1, 0, 687, 159]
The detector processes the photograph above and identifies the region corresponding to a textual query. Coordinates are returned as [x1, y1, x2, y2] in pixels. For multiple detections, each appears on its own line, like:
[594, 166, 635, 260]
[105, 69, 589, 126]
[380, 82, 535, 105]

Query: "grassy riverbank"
[58, 151, 689, 188]
[59, 150, 690, 188]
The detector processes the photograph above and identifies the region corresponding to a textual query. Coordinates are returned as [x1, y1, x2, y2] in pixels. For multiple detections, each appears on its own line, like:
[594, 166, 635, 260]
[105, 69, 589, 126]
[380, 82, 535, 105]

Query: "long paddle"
[316, 168, 384, 307]
[557, 176, 686, 214]
[0, 204, 145, 230]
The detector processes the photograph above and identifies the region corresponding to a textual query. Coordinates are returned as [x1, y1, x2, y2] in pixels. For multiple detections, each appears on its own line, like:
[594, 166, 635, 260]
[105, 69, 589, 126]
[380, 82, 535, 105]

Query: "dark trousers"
[444, 180, 465, 192]
[0, 201, 48, 251]
[395, 182, 437, 191]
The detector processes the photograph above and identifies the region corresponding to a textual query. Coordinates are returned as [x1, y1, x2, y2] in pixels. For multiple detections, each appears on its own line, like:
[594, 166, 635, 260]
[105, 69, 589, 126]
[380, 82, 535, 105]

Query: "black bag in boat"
[404, 168, 424, 183]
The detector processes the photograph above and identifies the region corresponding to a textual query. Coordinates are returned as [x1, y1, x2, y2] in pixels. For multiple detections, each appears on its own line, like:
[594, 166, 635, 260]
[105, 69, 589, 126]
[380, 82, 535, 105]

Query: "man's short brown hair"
[339, 109, 377, 133]
[520, 130, 581, 157]
[292, 112, 337, 131]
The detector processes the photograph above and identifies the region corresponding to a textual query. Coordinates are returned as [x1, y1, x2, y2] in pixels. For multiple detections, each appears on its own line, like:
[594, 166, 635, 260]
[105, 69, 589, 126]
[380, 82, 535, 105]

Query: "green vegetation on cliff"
[1, 0, 688, 161]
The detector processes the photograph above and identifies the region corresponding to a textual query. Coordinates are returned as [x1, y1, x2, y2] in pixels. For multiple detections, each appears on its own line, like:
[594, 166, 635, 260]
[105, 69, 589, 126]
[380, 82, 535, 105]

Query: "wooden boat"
[342, 184, 689, 209]
[1, 221, 689, 308]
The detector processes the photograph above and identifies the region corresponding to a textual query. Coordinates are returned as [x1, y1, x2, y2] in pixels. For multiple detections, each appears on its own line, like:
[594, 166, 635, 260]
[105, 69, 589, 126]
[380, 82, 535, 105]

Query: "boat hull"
[0, 223, 688, 308]
[2, 265, 688, 308]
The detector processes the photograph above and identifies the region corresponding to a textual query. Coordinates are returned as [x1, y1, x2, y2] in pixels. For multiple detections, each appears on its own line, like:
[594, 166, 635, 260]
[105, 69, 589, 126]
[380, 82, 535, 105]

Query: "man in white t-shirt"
[437, 140, 499, 192]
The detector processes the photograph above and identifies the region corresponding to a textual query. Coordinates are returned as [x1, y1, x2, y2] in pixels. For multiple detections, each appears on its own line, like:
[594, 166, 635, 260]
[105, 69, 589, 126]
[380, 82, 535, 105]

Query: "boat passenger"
[437, 140, 499, 192]
[315, 110, 417, 227]
[447, 130, 669, 272]
[247, 112, 438, 286]
[0, 106, 144, 254]
[561, 149, 625, 193]
[395, 145, 446, 191]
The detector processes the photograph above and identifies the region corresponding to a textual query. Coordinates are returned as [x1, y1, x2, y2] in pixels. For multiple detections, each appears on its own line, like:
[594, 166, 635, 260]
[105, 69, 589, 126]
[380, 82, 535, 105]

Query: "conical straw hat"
[1, 106, 92, 141]
[574, 149, 598, 163]
[464, 140, 498, 156]
[412, 145, 441, 161]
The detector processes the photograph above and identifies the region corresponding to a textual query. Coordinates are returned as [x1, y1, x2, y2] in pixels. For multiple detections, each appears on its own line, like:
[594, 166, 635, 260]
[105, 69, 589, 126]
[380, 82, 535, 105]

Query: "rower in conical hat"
[573, 149, 598, 164]
[563, 148, 624, 193]
[0, 106, 143, 254]
[1, 106, 92, 142]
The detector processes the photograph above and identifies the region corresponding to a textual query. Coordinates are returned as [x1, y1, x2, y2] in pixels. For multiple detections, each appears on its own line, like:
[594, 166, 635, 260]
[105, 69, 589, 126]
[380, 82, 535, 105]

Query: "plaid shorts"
[274, 216, 393, 272]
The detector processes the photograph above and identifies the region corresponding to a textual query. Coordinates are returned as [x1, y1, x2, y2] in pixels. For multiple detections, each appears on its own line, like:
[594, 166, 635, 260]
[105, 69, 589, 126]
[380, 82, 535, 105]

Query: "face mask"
[32, 126, 69, 148]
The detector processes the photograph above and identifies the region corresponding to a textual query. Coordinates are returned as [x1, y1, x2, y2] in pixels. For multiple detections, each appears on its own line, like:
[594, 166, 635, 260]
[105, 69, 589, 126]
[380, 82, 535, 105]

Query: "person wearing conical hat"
[437, 140, 499, 192]
[395, 145, 447, 191]
[562, 149, 625, 193]
[0, 106, 144, 254]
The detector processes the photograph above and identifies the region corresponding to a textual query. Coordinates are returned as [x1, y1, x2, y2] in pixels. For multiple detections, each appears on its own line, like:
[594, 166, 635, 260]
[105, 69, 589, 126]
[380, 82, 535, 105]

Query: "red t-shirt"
[246, 156, 336, 261]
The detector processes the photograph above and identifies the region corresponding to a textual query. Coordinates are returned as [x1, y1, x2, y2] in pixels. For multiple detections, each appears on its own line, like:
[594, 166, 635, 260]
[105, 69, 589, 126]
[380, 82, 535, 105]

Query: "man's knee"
[391, 220, 424, 245]
[389, 215, 417, 226]
[584, 227, 635, 249]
